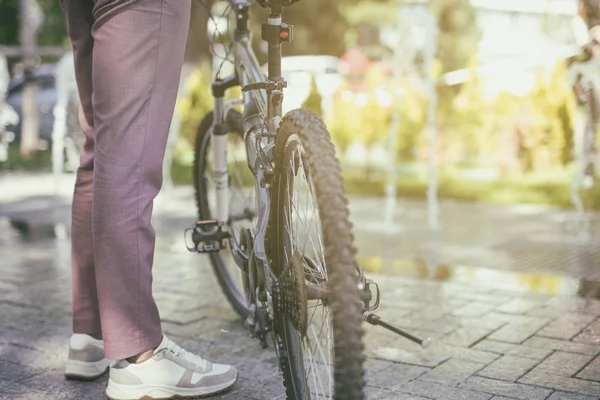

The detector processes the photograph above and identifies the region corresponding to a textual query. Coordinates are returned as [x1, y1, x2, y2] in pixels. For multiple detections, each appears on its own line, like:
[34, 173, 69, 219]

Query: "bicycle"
[567, 40, 600, 235]
[185, 1, 432, 398]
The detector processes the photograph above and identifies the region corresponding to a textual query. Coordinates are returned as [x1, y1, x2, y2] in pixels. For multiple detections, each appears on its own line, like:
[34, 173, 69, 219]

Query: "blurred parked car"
[262, 55, 344, 115]
[4, 62, 82, 169]
[6, 64, 59, 147]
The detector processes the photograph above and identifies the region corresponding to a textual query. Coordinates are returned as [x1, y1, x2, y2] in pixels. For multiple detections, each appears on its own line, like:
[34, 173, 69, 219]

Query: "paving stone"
[527, 304, 569, 317]
[400, 380, 493, 400]
[365, 387, 429, 400]
[486, 314, 551, 344]
[372, 347, 449, 368]
[458, 316, 507, 331]
[428, 344, 501, 364]
[441, 327, 492, 347]
[0, 382, 52, 400]
[477, 355, 539, 382]
[367, 363, 429, 389]
[532, 351, 593, 377]
[519, 371, 600, 397]
[229, 378, 284, 400]
[452, 303, 498, 318]
[376, 392, 429, 400]
[0, 359, 39, 381]
[573, 319, 600, 345]
[496, 298, 542, 314]
[523, 337, 600, 356]
[5, 188, 600, 400]
[538, 314, 597, 340]
[546, 392, 597, 400]
[451, 292, 513, 306]
[488, 322, 547, 344]
[460, 376, 552, 400]
[484, 312, 551, 326]
[544, 297, 600, 316]
[365, 358, 395, 375]
[471, 340, 553, 360]
[412, 319, 460, 335]
[576, 355, 600, 381]
[420, 359, 485, 386]
[365, 330, 402, 354]
[17, 369, 106, 399]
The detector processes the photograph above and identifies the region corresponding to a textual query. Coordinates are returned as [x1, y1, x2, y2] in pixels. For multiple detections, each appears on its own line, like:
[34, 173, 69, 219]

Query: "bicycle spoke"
[283, 142, 333, 399]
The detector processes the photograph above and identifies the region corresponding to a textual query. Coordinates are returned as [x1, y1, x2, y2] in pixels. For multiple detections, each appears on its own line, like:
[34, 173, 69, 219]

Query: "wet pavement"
[2, 172, 600, 399]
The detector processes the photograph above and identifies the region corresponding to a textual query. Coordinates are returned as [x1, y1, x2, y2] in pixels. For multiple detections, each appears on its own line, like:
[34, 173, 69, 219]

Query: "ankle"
[126, 349, 154, 364]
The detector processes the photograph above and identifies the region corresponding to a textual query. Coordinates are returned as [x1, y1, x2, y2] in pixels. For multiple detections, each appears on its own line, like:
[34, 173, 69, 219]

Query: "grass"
[343, 166, 600, 210]
[4, 146, 599, 211]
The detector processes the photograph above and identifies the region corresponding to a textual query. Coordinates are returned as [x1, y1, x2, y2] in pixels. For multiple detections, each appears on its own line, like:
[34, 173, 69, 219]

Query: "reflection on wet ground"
[358, 255, 600, 300]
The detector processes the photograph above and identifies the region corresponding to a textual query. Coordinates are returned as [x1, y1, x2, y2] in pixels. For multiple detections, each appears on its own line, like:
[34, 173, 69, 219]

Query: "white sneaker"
[65, 334, 111, 380]
[105, 335, 237, 400]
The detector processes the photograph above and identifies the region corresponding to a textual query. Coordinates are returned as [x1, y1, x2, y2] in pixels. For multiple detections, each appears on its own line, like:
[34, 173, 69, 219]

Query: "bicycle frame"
[188, 0, 433, 356]
[208, 0, 290, 300]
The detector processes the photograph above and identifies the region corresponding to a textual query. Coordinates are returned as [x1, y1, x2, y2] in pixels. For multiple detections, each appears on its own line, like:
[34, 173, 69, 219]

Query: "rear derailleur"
[185, 220, 432, 348]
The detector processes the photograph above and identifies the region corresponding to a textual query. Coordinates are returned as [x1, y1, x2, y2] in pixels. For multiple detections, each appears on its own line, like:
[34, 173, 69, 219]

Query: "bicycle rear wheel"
[270, 109, 365, 400]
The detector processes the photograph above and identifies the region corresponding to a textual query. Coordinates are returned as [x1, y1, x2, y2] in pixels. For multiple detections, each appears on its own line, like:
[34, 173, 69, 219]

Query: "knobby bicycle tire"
[270, 109, 365, 400]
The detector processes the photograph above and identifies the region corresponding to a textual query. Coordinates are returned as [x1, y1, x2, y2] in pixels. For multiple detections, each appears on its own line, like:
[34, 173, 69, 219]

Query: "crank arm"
[363, 310, 433, 349]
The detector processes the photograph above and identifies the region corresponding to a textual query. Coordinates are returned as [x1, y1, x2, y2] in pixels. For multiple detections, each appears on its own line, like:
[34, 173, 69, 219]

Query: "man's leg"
[90, 0, 191, 360]
[60, 0, 102, 338]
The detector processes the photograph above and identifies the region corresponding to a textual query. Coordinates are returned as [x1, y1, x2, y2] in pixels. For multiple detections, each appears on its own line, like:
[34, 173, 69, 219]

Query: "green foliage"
[0, 0, 67, 46]
[301, 74, 323, 118]
[343, 169, 600, 211]
[0, 0, 19, 45]
[328, 66, 427, 161]
[440, 59, 487, 165]
[251, 0, 362, 57]
[169, 64, 244, 184]
[176, 65, 214, 147]
[429, 0, 481, 73]
[0, 143, 51, 172]
[169, 64, 215, 182]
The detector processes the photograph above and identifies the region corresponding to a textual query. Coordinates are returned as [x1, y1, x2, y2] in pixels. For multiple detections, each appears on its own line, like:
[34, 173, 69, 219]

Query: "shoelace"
[162, 336, 208, 370]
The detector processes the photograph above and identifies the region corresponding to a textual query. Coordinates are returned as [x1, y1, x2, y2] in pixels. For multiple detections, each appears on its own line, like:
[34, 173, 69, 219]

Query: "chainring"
[276, 252, 308, 336]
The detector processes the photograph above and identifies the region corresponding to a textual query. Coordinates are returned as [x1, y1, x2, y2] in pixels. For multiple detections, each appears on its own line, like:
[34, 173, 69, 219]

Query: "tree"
[185, 0, 214, 63]
[0, 0, 67, 47]
[250, 0, 366, 58]
[429, 0, 481, 74]
[301, 74, 323, 118]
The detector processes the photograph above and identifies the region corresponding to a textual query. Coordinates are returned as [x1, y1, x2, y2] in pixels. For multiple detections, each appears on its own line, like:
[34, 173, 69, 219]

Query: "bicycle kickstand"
[362, 309, 434, 349]
[358, 271, 433, 349]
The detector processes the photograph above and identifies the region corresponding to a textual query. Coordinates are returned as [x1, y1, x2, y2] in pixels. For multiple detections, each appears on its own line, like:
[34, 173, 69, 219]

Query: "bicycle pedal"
[186, 220, 229, 253]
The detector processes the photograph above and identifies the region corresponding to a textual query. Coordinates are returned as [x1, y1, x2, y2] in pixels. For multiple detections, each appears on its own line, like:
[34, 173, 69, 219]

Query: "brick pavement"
[2, 216, 600, 399]
[2, 175, 600, 399]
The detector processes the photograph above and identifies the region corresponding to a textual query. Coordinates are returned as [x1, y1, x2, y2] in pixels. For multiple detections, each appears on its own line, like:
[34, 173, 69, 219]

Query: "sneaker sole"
[65, 359, 111, 381]
[105, 375, 238, 400]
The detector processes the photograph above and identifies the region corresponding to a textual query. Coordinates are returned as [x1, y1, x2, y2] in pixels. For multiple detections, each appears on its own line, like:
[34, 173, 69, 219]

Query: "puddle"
[357, 254, 600, 299]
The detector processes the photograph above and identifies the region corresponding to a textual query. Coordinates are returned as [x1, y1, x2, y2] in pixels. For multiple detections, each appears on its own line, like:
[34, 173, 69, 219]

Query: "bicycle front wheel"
[194, 109, 253, 319]
[270, 109, 365, 400]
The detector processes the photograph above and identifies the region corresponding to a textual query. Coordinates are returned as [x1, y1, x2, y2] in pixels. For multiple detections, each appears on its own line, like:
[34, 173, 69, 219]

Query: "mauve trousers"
[60, 0, 191, 360]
